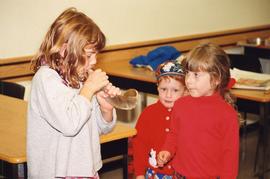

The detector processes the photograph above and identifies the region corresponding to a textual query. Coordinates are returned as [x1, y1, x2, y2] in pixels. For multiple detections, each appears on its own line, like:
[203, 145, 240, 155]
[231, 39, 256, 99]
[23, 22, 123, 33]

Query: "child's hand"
[102, 83, 122, 98]
[157, 151, 171, 167]
[96, 83, 121, 111]
[80, 69, 109, 100]
[136, 175, 145, 179]
[85, 69, 109, 93]
[96, 83, 121, 122]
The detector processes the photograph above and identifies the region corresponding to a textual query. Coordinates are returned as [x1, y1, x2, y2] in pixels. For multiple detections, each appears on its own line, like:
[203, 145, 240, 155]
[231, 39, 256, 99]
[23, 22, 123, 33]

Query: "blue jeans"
[145, 168, 173, 179]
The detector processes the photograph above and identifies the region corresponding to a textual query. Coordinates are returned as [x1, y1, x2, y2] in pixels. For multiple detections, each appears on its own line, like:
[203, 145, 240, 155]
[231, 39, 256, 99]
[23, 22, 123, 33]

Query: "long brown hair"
[183, 43, 235, 106]
[31, 7, 105, 88]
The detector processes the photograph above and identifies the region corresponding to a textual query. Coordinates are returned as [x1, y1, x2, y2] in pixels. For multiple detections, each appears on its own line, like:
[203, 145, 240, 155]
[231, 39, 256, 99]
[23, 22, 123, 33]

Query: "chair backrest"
[228, 54, 262, 115]
[228, 54, 262, 73]
[0, 81, 25, 99]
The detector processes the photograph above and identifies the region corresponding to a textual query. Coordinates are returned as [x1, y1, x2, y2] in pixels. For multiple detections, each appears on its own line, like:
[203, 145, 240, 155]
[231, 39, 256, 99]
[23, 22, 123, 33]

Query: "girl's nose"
[90, 57, 97, 65]
[185, 75, 193, 85]
[89, 54, 97, 65]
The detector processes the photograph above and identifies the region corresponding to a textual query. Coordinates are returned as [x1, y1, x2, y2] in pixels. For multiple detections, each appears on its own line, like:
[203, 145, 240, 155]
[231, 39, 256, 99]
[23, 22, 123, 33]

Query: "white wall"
[1, 0, 270, 59]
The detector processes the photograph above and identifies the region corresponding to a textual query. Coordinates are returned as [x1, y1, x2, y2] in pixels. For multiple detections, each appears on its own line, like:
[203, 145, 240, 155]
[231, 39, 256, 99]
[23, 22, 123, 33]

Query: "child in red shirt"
[158, 43, 239, 179]
[133, 59, 186, 179]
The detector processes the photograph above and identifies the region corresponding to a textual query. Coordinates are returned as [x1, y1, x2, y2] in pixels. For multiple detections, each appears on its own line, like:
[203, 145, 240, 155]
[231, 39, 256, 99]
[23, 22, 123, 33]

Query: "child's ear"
[215, 79, 220, 86]
[212, 78, 220, 89]
[59, 43, 67, 58]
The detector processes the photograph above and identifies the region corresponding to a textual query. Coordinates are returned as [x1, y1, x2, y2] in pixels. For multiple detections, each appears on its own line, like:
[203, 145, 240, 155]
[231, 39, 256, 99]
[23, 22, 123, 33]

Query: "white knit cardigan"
[27, 66, 116, 179]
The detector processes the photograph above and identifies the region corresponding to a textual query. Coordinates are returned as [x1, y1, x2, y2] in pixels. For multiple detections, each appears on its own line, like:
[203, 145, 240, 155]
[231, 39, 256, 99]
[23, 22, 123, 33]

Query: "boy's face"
[157, 77, 185, 109]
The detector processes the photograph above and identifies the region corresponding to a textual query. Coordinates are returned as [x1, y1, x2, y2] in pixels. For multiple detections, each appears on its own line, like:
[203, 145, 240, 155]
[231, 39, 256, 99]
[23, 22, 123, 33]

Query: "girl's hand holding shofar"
[80, 69, 110, 100]
[80, 69, 121, 122]
[96, 82, 121, 111]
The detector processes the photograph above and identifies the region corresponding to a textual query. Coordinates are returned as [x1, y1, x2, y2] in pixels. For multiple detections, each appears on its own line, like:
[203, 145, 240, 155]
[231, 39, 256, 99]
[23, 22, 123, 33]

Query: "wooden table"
[0, 94, 136, 179]
[98, 59, 270, 179]
[0, 94, 27, 179]
[96, 59, 158, 94]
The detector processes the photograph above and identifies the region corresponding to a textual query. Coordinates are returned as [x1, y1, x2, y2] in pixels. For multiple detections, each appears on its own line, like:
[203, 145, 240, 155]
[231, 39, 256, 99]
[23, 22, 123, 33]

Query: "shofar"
[105, 89, 139, 110]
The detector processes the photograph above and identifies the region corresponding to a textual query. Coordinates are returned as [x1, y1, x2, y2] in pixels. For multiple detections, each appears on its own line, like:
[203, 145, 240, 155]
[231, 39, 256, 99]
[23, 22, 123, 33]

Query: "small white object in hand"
[149, 148, 158, 168]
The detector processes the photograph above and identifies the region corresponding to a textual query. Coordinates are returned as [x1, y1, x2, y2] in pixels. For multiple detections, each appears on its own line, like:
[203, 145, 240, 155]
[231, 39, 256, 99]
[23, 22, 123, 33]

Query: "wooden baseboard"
[1, 24, 270, 82]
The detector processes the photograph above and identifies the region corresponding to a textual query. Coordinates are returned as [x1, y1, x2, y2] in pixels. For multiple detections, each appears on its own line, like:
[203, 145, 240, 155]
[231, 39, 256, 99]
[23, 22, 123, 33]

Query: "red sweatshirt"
[133, 100, 175, 176]
[163, 93, 239, 179]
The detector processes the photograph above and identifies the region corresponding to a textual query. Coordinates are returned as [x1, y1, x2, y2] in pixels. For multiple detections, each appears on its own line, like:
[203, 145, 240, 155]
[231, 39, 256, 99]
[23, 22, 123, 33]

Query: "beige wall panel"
[1, 0, 270, 59]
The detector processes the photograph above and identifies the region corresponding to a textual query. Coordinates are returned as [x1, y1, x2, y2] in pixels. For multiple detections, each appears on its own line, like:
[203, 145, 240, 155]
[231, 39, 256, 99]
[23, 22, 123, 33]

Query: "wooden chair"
[229, 54, 262, 118]
[0, 81, 25, 99]
[228, 54, 263, 161]
[228, 54, 262, 159]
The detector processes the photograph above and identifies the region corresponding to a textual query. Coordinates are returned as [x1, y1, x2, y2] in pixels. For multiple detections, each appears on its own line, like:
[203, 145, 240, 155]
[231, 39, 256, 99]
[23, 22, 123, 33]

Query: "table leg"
[254, 103, 270, 179]
[141, 92, 147, 110]
[122, 152, 128, 179]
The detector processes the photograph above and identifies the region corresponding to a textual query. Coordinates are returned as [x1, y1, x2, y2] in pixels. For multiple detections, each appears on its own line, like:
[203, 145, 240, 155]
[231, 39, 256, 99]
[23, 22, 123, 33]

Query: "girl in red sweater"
[133, 59, 186, 179]
[158, 43, 239, 179]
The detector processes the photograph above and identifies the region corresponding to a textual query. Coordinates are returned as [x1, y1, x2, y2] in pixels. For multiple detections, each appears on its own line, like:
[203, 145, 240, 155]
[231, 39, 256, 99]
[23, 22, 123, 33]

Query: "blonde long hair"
[31, 7, 105, 88]
[183, 43, 235, 106]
